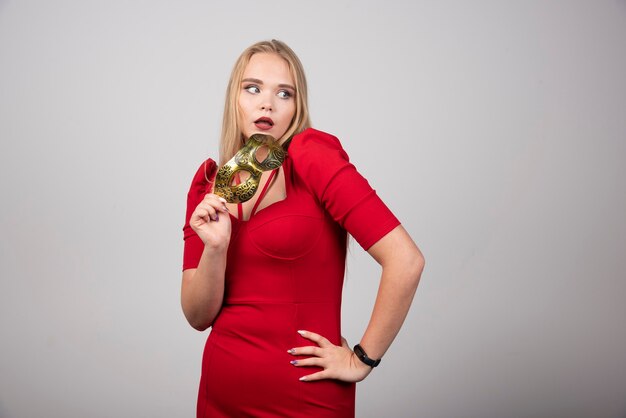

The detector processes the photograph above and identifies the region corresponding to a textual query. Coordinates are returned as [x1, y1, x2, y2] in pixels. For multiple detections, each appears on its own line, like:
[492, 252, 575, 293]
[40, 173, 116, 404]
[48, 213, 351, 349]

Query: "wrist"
[353, 344, 381, 368]
[203, 239, 230, 253]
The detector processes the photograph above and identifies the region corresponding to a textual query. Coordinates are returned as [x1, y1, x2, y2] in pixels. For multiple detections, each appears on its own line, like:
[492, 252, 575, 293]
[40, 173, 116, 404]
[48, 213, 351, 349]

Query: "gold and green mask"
[214, 134, 287, 203]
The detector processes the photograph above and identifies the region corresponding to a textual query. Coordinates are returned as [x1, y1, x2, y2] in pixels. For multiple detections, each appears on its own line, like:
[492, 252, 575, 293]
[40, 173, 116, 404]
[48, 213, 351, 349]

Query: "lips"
[254, 117, 274, 131]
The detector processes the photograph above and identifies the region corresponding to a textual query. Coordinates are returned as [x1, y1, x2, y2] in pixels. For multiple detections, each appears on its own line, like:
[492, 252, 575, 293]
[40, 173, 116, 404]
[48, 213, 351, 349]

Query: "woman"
[182, 39, 424, 417]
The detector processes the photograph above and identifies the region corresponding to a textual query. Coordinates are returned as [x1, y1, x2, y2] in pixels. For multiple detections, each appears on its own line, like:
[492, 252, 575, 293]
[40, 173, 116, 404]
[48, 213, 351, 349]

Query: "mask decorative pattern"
[214, 134, 287, 203]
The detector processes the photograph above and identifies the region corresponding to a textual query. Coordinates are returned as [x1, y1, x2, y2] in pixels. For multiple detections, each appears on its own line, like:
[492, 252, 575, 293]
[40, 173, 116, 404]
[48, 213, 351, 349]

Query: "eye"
[244, 85, 260, 94]
[277, 90, 292, 99]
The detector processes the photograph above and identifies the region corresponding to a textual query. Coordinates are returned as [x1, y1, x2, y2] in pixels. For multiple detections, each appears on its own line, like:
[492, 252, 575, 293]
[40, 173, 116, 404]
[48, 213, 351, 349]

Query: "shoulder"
[183, 158, 217, 240]
[288, 128, 356, 198]
[289, 128, 349, 161]
[187, 158, 218, 198]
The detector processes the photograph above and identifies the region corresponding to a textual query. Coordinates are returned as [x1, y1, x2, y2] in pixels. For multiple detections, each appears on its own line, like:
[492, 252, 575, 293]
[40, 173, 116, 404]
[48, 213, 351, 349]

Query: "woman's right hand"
[190, 193, 231, 248]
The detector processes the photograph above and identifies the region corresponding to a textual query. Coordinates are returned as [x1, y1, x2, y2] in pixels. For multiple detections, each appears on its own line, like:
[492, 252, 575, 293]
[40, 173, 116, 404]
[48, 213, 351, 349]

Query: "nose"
[260, 92, 273, 112]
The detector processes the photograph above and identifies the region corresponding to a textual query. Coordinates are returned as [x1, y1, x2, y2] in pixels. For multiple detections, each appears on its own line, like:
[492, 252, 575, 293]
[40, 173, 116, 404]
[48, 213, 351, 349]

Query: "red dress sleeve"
[182, 158, 217, 270]
[289, 128, 400, 250]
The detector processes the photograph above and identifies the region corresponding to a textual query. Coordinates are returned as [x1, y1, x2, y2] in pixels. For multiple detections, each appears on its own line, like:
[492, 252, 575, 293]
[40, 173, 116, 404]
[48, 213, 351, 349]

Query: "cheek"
[238, 95, 251, 118]
[281, 102, 296, 125]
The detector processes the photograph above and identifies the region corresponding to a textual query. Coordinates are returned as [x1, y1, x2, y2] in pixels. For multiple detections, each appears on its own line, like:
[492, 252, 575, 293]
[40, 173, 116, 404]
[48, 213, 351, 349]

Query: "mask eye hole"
[253, 144, 270, 165]
[230, 170, 252, 186]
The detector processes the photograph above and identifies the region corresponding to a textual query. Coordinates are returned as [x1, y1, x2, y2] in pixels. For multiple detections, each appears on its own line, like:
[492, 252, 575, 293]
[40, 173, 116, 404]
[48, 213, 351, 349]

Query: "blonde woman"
[182, 39, 424, 417]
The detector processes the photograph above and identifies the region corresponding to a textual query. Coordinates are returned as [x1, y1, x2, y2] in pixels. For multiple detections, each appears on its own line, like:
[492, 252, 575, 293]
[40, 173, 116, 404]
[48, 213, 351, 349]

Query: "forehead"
[242, 53, 294, 84]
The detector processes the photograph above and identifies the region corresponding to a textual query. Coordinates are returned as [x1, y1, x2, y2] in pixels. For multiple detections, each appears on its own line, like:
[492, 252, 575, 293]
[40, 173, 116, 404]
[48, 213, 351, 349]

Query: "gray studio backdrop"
[1, 1, 625, 417]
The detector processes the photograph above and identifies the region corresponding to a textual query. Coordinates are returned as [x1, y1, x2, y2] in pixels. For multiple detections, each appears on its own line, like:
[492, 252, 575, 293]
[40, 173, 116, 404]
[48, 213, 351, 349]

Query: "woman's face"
[238, 53, 296, 141]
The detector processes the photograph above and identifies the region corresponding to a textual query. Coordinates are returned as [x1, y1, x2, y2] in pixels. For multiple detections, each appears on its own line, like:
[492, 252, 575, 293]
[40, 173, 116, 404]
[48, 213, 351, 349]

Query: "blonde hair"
[219, 39, 311, 165]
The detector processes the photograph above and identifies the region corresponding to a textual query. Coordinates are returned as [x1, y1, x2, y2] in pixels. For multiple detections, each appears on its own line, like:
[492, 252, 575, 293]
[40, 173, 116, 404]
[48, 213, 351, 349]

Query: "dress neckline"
[229, 157, 290, 223]
[236, 168, 278, 219]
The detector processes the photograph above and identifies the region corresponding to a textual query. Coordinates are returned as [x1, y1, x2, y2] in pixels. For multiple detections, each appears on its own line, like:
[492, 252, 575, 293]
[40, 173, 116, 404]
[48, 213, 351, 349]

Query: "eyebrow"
[241, 78, 296, 91]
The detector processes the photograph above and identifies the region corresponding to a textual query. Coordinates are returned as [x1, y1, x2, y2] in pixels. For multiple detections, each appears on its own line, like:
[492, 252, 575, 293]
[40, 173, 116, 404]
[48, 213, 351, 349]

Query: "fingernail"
[218, 197, 227, 204]
[287, 348, 295, 354]
[222, 205, 229, 212]
[297, 330, 306, 335]
[299, 376, 307, 381]
[290, 360, 298, 365]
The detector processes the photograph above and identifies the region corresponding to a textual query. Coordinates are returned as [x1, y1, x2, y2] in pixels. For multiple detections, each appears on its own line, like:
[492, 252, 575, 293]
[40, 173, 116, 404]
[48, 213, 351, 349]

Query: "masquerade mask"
[214, 134, 287, 203]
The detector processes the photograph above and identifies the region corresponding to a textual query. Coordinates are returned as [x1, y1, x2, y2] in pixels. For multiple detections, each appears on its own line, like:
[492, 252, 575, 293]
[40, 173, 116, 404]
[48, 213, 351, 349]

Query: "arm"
[290, 225, 424, 382]
[286, 130, 424, 380]
[359, 225, 424, 359]
[181, 193, 231, 331]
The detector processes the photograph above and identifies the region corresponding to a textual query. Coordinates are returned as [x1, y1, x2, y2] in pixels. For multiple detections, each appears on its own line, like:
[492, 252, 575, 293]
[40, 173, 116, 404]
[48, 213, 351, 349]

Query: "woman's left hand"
[288, 330, 372, 382]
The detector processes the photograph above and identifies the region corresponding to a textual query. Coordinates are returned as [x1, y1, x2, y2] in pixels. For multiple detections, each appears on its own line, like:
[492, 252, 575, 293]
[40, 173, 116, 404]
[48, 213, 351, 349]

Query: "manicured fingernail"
[287, 348, 295, 354]
[218, 197, 227, 203]
[297, 330, 306, 335]
[290, 360, 298, 365]
[299, 376, 307, 381]
[222, 205, 229, 212]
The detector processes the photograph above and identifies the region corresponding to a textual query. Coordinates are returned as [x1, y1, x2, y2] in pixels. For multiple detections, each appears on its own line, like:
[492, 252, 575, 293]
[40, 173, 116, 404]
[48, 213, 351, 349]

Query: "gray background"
[1, 1, 625, 417]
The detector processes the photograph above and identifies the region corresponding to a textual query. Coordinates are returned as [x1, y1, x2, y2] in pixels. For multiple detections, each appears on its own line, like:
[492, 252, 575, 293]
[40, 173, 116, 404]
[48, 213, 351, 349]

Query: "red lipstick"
[254, 117, 274, 131]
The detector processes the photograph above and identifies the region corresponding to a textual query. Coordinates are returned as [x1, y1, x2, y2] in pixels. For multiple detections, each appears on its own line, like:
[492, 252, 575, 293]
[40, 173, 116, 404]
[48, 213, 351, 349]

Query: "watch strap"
[353, 344, 381, 368]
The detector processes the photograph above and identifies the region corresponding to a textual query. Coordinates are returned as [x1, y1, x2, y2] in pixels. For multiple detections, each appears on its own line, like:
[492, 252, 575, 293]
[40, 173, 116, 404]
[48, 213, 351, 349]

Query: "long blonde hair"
[219, 40, 311, 165]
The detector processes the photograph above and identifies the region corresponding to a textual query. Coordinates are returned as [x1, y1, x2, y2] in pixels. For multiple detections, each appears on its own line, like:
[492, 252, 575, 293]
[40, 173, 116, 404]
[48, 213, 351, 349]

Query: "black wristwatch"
[353, 344, 381, 368]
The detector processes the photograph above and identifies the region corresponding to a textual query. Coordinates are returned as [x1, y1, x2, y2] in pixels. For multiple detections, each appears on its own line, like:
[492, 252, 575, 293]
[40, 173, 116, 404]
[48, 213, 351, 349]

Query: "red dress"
[183, 128, 400, 417]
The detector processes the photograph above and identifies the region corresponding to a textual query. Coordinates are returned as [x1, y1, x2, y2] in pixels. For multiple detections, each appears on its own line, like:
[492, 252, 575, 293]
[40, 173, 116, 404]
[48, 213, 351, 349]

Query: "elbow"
[406, 248, 425, 290]
[182, 304, 216, 332]
[185, 313, 214, 332]
[190, 320, 212, 332]
[415, 249, 425, 276]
